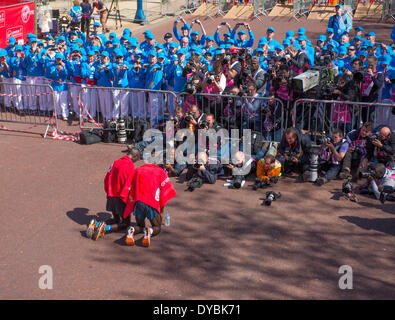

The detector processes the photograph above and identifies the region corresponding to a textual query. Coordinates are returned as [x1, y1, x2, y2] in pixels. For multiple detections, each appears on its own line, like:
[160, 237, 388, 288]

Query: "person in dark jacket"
[371, 126, 395, 168]
[339, 122, 374, 180]
[185, 151, 222, 191]
[277, 127, 312, 177]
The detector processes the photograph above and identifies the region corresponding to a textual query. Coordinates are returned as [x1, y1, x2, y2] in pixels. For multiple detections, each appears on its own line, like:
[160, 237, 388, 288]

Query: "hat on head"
[190, 31, 199, 36]
[148, 50, 157, 57]
[336, 4, 343, 9]
[298, 35, 308, 42]
[276, 45, 284, 51]
[58, 35, 66, 41]
[123, 28, 131, 36]
[145, 32, 155, 40]
[297, 27, 306, 35]
[8, 37, 16, 45]
[326, 28, 334, 34]
[170, 42, 179, 48]
[87, 50, 95, 56]
[55, 53, 63, 59]
[267, 27, 275, 33]
[359, 51, 368, 57]
[258, 37, 267, 45]
[177, 48, 187, 55]
[74, 38, 83, 45]
[255, 48, 264, 54]
[207, 35, 215, 41]
[101, 51, 110, 57]
[214, 49, 223, 56]
[109, 32, 117, 39]
[37, 40, 44, 46]
[171, 54, 179, 61]
[15, 44, 22, 51]
[227, 39, 234, 45]
[285, 30, 294, 38]
[283, 39, 291, 46]
[338, 46, 347, 55]
[164, 32, 172, 39]
[355, 26, 364, 32]
[157, 51, 166, 59]
[69, 31, 77, 36]
[238, 30, 246, 35]
[224, 33, 231, 38]
[30, 36, 37, 42]
[71, 44, 80, 52]
[354, 35, 362, 41]
[318, 35, 327, 42]
[46, 35, 54, 40]
[93, 22, 101, 27]
[112, 38, 120, 46]
[366, 31, 376, 37]
[114, 49, 123, 57]
[194, 48, 203, 55]
[0, 49, 7, 57]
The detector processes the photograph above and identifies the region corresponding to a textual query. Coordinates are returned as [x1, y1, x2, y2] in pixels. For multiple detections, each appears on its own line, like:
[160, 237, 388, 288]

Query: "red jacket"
[104, 155, 135, 204]
[123, 164, 177, 219]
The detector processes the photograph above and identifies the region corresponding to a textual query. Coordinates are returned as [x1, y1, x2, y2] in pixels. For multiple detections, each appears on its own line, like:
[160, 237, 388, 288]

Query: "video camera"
[262, 191, 281, 206]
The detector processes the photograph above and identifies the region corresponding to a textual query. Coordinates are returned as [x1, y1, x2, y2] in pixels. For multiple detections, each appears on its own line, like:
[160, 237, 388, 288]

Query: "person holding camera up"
[339, 122, 374, 180]
[286, 45, 310, 76]
[49, 53, 69, 120]
[186, 151, 222, 192]
[277, 127, 312, 178]
[370, 126, 395, 168]
[316, 129, 349, 186]
[232, 22, 254, 48]
[201, 66, 226, 118]
[95, 51, 114, 120]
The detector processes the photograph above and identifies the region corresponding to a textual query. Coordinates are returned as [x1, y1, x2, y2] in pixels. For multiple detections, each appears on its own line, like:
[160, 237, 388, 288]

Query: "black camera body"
[184, 112, 195, 123]
[367, 133, 379, 141]
[198, 119, 210, 130]
[187, 176, 203, 192]
[359, 167, 375, 179]
[253, 177, 268, 190]
[233, 175, 245, 189]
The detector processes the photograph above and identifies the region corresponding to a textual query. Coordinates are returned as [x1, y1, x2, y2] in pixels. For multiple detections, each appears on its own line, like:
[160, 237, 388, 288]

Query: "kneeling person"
[87, 147, 140, 240]
[254, 154, 282, 190]
[123, 164, 177, 247]
[316, 129, 349, 186]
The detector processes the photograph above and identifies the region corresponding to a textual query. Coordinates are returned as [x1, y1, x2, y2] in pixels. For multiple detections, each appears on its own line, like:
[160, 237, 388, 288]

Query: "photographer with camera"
[339, 122, 374, 180]
[277, 127, 312, 177]
[253, 154, 282, 190]
[358, 163, 395, 202]
[370, 126, 395, 168]
[316, 129, 349, 186]
[224, 151, 254, 189]
[232, 22, 254, 48]
[243, 82, 263, 131]
[286, 45, 311, 75]
[201, 66, 226, 118]
[185, 151, 222, 191]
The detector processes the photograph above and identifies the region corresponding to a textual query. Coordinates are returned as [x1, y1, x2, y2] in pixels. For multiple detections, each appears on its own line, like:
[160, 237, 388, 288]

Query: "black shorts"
[106, 197, 126, 216]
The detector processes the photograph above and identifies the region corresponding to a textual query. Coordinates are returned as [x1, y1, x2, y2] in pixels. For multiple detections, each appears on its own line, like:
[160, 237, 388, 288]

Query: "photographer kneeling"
[358, 163, 395, 203]
[277, 127, 312, 178]
[316, 129, 349, 186]
[185, 151, 222, 192]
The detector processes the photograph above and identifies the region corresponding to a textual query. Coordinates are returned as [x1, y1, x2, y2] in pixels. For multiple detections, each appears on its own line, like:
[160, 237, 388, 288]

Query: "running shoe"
[125, 226, 135, 246]
[142, 227, 151, 247]
[92, 221, 107, 241]
[86, 219, 97, 239]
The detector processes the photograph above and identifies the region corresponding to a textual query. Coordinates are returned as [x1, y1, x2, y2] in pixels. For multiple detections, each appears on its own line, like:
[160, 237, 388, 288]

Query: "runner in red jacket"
[124, 164, 177, 247]
[87, 146, 140, 240]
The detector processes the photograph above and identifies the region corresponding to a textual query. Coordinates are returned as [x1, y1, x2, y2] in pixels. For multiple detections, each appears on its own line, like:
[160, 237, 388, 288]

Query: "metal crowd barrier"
[292, 98, 395, 143]
[179, 92, 286, 142]
[78, 86, 179, 131]
[0, 81, 57, 138]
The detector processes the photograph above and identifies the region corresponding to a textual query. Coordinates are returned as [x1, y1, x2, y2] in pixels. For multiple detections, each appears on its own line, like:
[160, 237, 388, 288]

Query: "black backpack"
[79, 129, 103, 145]
[251, 131, 264, 155]
[102, 120, 117, 143]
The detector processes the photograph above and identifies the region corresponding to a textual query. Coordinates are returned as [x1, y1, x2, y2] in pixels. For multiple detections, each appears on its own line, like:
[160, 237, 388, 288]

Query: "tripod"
[106, 0, 123, 30]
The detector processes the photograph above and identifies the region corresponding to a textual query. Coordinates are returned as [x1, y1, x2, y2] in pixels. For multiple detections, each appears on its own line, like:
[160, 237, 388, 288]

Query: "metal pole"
[134, 0, 146, 23]
[34, 0, 38, 35]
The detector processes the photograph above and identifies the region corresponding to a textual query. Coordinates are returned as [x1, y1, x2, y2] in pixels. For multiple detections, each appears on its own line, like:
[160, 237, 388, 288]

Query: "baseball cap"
[0, 49, 7, 57]
[101, 51, 110, 57]
[93, 22, 101, 27]
[336, 4, 343, 8]
[238, 30, 246, 35]
[318, 35, 327, 42]
[145, 32, 155, 40]
[164, 32, 172, 39]
[298, 35, 308, 42]
[326, 28, 334, 34]
[194, 48, 203, 55]
[283, 39, 291, 46]
[286, 30, 294, 38]
[224, 33, 231, 38]
[158, 52, 166, 59]
[87, 50, 95, 56]
[267, 27, 275, 33]
[170, 42, 179, 48]
[358, 51, 368, 57]
[112, 38, 120, 46]
[109, 32, 117, 39]
[366, 31, 376, 37]
[8, 37, 16, 45]
[148, 50, 157, 57]
[207, 35, 215, 41]
[354, 35, 362, 41]
[355, 26, 364, 32]
[190, 31, 199, 36]
[15, 45, 22, 51]
[114, 49, 123, 57]
[297, 27, 305, 35]
[55, 53, 63, 59]
[177, 48, 187, 55]
[338, 46, 347, 55]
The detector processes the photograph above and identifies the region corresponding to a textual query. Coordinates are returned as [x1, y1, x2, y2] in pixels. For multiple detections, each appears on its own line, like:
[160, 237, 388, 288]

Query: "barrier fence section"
[78, 86, 179, 131]
[0, 81, 57, 138]
[293, 0, 312, 20]
[179, 92, 286, 142]
[382, 0, 395, 20]
[253, 0, 277, 20]
[292, 98, 395, 143]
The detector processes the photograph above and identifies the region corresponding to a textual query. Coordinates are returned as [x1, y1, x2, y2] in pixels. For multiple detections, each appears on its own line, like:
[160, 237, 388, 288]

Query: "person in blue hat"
[297, 35, 315, 66]
[112, 50, 130, 119]
[362, 31, 376, 48]
[145, 50, 164, 123]
[325, 28, 339, 48]
[141, 31, 157, 58]
[381, 55, 394, 100]
[90, 22, 107, 45]
[128, 53, 146, 118]
[358, 50, 368, 68]
[188, 19, 207, 47]
[9, 45, 27, 111]
[266, 27, 280, 50]
[163, 32, 173, 54]
[49, 53, 69, 120]
[351, 35, 363, 55]
[23, 36, 46, 112]
[328, 4, 352, 42]
[69, 0, 82, 29]
[5, 37, 16, 57]
[343, 44, 358, 72]
[0, 48, 12, 110]
[173, 16, 191, 43]
[231, 22, 254, 48]
[314, 35, 327, 60]
[214, 21, 233, 47]
[66, 44, 84, 118]
[203, 35, 215, 54]
[81, 50, 99, 120]
[95, 51, 114, 120]
[296, 27, 312, 47]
